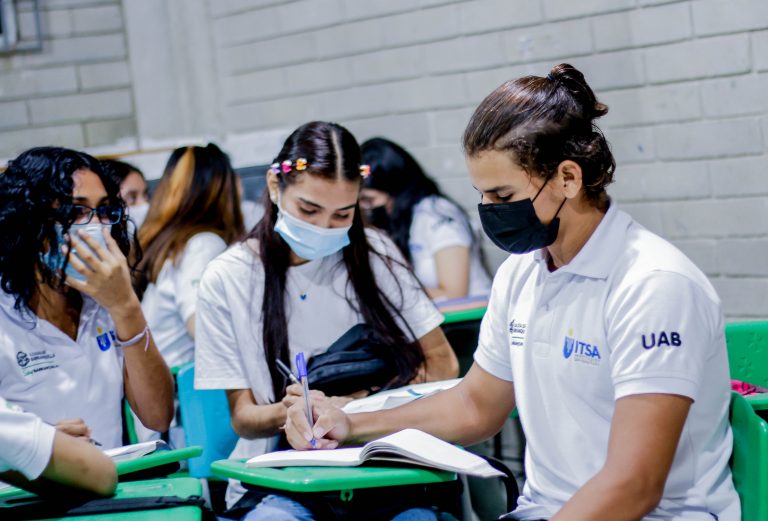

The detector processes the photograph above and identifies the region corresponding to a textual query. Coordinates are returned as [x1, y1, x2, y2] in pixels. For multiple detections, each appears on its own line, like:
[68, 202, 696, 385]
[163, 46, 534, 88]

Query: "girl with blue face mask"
[194, 121, 459, 521]
[0, 147, 174, 452]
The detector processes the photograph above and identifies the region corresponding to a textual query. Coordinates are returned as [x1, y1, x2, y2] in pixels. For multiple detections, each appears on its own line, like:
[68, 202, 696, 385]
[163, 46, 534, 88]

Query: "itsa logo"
[562, 328, 602, 366]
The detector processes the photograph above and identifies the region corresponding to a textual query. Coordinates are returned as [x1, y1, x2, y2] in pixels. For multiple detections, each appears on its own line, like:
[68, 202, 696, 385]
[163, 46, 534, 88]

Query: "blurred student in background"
[102, 159, 150, 229]
[360, 138, 491, 300]
[137, 143, 245, 370]
[0, 147, 174, 450]
[195, 121, 458, 519]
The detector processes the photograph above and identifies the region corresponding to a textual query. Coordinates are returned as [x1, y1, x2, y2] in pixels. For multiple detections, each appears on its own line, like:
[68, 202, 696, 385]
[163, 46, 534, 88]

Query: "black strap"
[476, 454, 520, 513]
[2, 494, 205, 520]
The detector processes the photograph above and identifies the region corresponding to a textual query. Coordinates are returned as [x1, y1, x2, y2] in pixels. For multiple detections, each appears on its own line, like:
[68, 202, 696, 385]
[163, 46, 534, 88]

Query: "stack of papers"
[103, 440, 168, 463]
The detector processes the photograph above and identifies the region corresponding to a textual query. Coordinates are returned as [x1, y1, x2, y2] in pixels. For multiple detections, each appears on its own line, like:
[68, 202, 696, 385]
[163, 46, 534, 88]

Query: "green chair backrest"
[730, 391, 768, 521]
[726, 321, 768, 387]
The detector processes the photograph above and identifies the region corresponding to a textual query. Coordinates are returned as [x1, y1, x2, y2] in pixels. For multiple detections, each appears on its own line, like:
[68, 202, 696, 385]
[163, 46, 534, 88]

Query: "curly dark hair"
[0, 147, 132, 314]
[462, 63, 615, 209]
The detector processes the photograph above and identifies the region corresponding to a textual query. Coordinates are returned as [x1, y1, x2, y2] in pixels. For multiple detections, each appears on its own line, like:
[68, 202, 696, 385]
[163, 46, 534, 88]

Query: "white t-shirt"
[409, 196, 491, 299]
[0, 397, 56, 479]
[195, 228, 444, 507]
[475, 203, 740, 521]
[0, 293, 125, 449]
[141, 232, 228, 368]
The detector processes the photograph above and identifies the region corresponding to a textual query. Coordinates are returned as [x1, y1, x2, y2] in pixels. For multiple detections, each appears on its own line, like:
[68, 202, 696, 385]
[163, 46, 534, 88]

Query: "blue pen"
[295, 352, 316, 448]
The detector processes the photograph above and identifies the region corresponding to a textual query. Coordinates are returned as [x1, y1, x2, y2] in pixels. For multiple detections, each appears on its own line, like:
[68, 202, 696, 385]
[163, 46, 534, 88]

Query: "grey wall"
[1, 0, 767, 319]
[0, 0, 135, 157]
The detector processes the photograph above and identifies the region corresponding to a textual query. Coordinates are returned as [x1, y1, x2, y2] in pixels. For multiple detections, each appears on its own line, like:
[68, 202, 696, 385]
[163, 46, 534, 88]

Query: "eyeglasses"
[67, 204, 123, 225]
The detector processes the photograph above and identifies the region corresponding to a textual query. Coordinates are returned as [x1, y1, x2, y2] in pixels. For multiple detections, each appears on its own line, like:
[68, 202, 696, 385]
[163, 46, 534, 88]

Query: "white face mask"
[274, 200, 352, 261]
[127, 202, 149, 230]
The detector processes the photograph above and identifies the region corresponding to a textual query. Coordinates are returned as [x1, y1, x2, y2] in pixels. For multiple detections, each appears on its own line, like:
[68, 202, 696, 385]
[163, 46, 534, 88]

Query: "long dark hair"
[0, 147, 132, 314]
[361, 137, 483, 267]
[136, 144, 245, 295]
[252, 122, 425, 401]
[463, 63, 615, 209]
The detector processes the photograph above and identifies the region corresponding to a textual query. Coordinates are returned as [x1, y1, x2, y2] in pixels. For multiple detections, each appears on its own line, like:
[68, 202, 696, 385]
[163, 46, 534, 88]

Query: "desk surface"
[211, 459, 456, 493]
[0, 477, 202, 521]
[115, 446, 202, 476]
[438, 296, 488, 324]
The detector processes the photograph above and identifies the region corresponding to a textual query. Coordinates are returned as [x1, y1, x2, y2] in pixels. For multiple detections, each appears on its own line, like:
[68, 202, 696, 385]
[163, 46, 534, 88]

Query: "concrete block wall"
[0, 0, 136, 157]
[1, 0, 767, 320]
[208, 0, 768, 320]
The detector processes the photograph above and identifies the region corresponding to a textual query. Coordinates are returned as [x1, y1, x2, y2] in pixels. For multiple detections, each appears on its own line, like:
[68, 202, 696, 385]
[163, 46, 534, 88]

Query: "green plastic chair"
[730, 391, 768, 521]
[726, 321, 768, 410]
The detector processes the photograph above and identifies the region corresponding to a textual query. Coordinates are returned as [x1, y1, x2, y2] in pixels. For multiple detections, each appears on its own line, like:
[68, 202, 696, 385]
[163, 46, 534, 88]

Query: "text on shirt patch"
[509, 319, 527, 347]
[16, 350, 59, 376]
[562, 328, 602, 366]
[641, 331, 681, 350]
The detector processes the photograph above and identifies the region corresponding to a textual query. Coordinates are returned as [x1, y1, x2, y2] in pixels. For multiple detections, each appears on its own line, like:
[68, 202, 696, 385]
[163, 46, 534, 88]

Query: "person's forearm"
[347, 384, 499, 446]
[423, 348, 459, 381]
[551, 468, 661, 521]
[232, 401, 288, 440]
[114, 301, 174, 432]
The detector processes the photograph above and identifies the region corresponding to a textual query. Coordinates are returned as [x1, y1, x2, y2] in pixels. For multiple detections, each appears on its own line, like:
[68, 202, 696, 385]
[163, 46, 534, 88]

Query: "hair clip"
[295, 158, 307, 171]
[268, 163, 281, 175]
[281, 160, 293, 174]
[359, 164, 371, 178]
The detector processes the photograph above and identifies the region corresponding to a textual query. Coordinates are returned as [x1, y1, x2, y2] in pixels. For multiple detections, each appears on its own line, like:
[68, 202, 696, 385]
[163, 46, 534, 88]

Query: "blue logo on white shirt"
[563, 329, 601, 366]
[95, 327, 117, 352]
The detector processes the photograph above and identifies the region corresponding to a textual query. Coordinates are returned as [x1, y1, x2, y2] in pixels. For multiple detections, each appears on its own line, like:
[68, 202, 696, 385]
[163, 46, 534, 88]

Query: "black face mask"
[478, 182, 566, 255]
[365, 205, 390, 230]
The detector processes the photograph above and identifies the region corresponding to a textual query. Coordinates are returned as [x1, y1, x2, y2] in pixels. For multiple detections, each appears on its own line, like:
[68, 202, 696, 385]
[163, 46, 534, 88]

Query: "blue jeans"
[240, 494, 438, 521]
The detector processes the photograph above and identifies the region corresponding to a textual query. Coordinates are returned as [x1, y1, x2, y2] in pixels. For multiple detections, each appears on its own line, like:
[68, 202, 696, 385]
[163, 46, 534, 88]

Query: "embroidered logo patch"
[508, 319, 526, 347]
[562, 328, 601, 366]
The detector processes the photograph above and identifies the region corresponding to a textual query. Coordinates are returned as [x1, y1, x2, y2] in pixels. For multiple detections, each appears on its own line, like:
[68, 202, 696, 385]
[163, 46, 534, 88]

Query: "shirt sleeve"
[473, 259, 514, 382]
[0, 398, 56, 479]
[368, 230, 444, 340]
[606, 271, 721, 402]
[194, 263, 250, 390]
[175, 233, 228, 322]
[417, 199, 473, 253]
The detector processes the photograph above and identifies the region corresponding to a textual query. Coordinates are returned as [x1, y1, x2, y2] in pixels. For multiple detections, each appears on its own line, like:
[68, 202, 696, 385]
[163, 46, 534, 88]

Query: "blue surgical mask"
[40, 223, 111, 283]
[274, 200, 351, 260]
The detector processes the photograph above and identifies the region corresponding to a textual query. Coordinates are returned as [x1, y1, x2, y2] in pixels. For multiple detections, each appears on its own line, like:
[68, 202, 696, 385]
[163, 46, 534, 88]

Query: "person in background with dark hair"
[0, 147, 174, 450]
[138, 143, 244, 369]
[360, 138, 492, 300]
[102, 158, 150, 229]
[286, 65, 740, 521]
[195, 121, 458, 520]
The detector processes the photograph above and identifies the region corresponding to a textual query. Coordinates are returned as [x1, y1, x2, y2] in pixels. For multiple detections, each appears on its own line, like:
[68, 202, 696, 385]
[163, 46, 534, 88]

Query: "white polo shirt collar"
[533, 201, 628, 280]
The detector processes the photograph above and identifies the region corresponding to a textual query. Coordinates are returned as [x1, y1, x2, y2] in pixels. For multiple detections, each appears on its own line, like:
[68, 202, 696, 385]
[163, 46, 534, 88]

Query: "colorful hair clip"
[281, 160, 293, 174]
[295, 158, 307, 171]
[359, 164, 371, 178]
[268, 163, 281, 175]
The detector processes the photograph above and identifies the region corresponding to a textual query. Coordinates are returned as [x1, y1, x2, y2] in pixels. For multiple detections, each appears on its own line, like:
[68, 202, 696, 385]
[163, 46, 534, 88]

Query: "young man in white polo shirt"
[0, 397, 117, 497]
[285, 65, 740, 520]
[0, 147, 174, 450]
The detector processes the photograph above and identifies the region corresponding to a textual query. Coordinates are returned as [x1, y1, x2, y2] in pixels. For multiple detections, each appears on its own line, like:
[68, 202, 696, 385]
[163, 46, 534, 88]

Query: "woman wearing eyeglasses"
[0, 147, 174, 450]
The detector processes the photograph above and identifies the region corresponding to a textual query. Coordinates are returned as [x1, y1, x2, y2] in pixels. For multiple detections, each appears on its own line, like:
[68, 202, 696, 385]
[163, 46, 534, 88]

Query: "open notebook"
[342, 379, 461, 414]
[103, 440, 168, 463]
[246, 428, 503, 478]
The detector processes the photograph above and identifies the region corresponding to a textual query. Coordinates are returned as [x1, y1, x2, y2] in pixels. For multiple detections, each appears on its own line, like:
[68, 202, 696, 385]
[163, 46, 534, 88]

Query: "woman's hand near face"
[63, 227, 139, 315]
